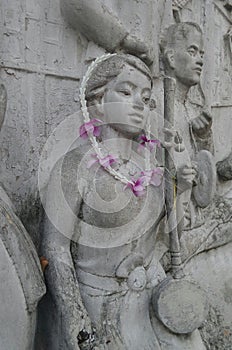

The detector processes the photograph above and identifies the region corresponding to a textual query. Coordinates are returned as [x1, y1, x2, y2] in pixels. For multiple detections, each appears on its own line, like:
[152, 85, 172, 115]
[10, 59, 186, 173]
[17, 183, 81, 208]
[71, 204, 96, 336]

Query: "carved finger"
[198, 119, 207, 129]
[179, 164, 192, 170]
[199, 115, 211, 126]
[202, 110, 212, 122]
[163, 127, 176, 137]
[185, 179, 194, 185]
[182, 168, 196, 175]
[162, 141, 173, 149]
[191, 120, 199, 129]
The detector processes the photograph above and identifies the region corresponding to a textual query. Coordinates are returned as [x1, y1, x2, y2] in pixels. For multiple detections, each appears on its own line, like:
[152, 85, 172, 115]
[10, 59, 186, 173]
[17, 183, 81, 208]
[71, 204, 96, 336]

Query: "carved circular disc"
[152, 278, 208, 334]
[193, 150, 216, 208]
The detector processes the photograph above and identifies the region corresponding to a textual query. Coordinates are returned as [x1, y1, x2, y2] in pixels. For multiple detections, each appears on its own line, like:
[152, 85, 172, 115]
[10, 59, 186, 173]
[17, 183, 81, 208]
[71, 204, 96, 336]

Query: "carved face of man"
[170, 28, 204, 87]
[102, 64, 151, 136]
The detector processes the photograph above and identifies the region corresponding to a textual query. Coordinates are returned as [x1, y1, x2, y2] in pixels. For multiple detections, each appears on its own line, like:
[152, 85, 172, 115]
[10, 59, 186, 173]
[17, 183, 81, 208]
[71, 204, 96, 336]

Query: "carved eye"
[188, 48, 196, 56]
[119, 90, 131, 96]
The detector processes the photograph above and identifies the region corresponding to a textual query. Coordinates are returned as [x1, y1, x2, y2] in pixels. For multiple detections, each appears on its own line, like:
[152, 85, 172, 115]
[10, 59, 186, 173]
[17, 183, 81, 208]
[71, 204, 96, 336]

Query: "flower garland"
[79, 53, 163, 196]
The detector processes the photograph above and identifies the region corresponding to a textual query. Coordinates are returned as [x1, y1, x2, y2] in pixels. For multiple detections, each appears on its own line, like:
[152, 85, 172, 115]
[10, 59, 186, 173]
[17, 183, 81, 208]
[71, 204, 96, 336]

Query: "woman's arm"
[41, 156, 91, 350]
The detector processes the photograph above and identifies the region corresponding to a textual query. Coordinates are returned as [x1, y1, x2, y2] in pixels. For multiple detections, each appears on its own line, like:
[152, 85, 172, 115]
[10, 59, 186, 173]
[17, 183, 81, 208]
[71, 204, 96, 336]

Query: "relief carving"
[161, 22, 215, 230]
[1, 1, 232, 349]
[217, 150, 232, 180]
[59, 0, 169, 69]
[159, 21, 232, 348]
[160, 20, 232, 291]
[40, 54, 207, 350]
[0, 84, 46, 349]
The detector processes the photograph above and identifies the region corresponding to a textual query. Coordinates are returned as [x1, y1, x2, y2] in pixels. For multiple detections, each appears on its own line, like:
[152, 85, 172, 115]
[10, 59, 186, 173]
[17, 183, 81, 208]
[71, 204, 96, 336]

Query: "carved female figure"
[41, 54, 205, 350]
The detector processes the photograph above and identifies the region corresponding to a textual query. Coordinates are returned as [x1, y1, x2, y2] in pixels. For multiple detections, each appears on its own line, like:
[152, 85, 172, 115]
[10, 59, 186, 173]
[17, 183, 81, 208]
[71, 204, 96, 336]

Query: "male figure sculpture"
[161, 22, 214, 231]
[161, 22, 232, 272]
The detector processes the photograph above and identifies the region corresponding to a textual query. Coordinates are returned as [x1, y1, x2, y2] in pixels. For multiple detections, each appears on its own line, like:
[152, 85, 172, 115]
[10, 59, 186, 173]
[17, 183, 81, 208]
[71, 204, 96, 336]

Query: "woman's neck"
[99, 125, 133, 160]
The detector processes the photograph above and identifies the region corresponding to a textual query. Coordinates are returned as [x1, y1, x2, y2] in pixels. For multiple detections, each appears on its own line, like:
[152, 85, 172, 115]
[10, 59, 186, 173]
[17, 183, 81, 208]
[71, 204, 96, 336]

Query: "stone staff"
[163, 76, 182, 273]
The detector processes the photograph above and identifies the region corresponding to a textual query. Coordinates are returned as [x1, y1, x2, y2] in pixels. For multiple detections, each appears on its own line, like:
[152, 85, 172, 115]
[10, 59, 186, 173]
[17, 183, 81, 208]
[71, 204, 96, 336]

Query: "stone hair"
[85, 54, 152, 103]
[160, 22, 203, 53]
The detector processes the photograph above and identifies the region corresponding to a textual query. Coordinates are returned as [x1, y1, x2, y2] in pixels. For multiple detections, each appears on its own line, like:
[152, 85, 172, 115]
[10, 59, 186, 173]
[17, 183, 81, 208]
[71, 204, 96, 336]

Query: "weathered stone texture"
[0, 0, 87, 245]
[1, 0, 232, 349]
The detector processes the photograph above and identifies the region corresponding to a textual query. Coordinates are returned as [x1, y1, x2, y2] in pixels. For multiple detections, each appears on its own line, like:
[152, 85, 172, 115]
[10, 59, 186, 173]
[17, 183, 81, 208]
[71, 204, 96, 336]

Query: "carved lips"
[129, 113, 144, 123]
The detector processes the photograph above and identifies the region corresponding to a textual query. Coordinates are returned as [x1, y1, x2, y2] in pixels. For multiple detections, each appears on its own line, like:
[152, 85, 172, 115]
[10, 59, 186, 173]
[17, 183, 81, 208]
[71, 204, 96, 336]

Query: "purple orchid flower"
[79, 118, 103, 139]
[87, 154, 118, 169]
[140, 168, 164, 187]
[124, 177, 146, 197]
[138, 134, 161, 152]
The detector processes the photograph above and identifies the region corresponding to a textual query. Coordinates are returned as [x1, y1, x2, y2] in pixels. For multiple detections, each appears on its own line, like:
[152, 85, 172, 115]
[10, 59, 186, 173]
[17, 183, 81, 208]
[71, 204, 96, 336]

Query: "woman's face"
[102, 64, 152, 137]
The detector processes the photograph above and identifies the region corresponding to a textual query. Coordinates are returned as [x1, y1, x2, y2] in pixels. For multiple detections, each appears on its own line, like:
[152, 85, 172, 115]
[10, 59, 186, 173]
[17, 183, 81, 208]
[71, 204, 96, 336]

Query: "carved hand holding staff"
[152, 77, 209, 335]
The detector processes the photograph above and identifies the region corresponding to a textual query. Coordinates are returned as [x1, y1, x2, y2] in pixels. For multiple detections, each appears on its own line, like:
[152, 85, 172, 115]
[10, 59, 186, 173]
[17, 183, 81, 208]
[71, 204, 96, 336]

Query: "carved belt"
[77, 253, 166, 297]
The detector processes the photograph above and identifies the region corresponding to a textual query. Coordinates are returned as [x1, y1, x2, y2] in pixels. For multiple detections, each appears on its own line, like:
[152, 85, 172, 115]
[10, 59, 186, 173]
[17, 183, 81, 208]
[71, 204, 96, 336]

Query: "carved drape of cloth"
[0, 187, 46, 312]
[36, 143, 205, 349]
[58, 147, 206, 350]
[173, 98, 214, 230]
[74, 246, 205, 350]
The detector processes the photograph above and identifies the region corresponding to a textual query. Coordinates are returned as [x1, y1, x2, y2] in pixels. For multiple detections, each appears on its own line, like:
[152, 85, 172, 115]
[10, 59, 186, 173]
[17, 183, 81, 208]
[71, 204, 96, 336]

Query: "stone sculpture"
[40, 53, 207, 350]
[159, 22, 232, 348]
[217, 151, 232, 181]
[0, 84, 46, 350]
[1, 0, 232, 348]
[160, 20, 232, 258]
[160, 22, 216, 231]
[60, 0, 150, 63]
[60, 0, 169, 71]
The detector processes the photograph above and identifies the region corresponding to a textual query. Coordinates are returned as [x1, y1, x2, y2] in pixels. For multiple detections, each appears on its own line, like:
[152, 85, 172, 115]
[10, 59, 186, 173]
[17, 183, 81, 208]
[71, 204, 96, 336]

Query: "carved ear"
[165, 49, 175, 70]
[88, 93, 104, 118]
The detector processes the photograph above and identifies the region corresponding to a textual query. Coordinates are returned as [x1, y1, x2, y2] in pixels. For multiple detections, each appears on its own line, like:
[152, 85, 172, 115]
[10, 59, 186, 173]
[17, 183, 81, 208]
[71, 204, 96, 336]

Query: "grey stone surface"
[0, 0, 232, 349]
[39, 54, 206, 349]
[183, 242, 232, 349]
[0, 84, 45, 349]
[153, 278, 208, 334]
[217, 151, 232, 181]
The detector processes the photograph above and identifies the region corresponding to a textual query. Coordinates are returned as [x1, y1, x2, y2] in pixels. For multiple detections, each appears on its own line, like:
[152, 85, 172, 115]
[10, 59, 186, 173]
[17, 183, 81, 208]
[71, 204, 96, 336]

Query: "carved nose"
[196, 54, 203, 66]
[133, 94, 144, 110]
